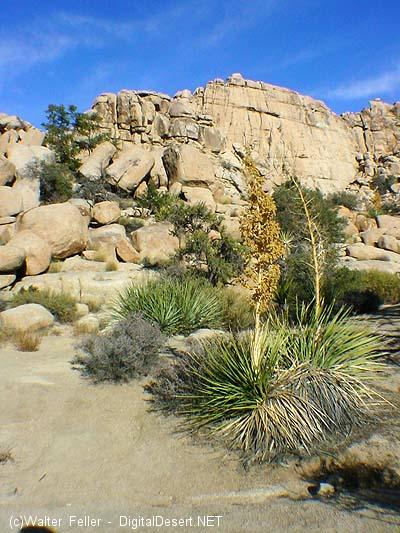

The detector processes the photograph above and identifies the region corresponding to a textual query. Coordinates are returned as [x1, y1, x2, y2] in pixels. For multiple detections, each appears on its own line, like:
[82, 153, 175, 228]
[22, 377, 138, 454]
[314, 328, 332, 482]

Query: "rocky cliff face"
[92, 73, 400, 196]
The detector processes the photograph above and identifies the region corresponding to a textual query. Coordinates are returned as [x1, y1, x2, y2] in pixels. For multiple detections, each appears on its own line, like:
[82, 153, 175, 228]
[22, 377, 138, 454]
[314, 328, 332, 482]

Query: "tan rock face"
[0, 274, 16, 289]
[196, 80, 357, 193]
[0, 303, 54, 333]
[0, 245, 25, 272]
[131, 223, 179, 264]
[0, 186, 23, 217]
[162, 144, 214, 187]
[8, 230, 51, 275]
[106, 146, 154, 191]
[18, 203, 89, 259]
[79, 141, 117, 180]
[346, 243, 400, 263]
[182, 186, 216, 212]
[0, 156, 16, 185]
[92, 201, 121, 225]
[90, 76, 399, 197]
[6, 144, 55, 179]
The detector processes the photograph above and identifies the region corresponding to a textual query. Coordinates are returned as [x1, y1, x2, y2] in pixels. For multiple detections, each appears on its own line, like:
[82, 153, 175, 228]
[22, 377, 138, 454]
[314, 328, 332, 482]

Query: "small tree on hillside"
[42, 104, 108, 171]
[240, 155, 284, 365]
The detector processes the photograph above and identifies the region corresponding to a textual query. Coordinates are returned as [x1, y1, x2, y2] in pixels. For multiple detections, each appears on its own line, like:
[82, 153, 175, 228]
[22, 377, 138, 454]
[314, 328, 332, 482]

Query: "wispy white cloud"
[325, 65, 400, 99]
[198, 0, 278, 48]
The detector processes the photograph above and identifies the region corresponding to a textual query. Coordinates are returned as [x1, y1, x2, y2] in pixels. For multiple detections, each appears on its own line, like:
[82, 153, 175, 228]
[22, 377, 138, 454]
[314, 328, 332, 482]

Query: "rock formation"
[0, 74, 399, 301]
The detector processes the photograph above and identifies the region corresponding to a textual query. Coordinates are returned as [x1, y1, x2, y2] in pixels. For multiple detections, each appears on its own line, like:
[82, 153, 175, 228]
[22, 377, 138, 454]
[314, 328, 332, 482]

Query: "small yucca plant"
[110, 277, 224, 335]
[147, 304, 383, 461]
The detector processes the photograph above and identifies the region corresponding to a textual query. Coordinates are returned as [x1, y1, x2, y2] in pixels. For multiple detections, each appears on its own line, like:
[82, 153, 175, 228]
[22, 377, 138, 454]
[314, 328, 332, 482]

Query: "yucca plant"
[147, 304, 383, 461]
[111, 277, 224, 335]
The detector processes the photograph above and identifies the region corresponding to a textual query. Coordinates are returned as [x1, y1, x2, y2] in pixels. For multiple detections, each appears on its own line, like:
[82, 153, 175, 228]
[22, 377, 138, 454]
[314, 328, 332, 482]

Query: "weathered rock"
[182, 186, 216, 212]
[343, 220, 359, 239]
[346, 243, 400, 263]
[92, 201, 121, 225]
[0, 186, 23, 217]
[360, 228, 385, 246]
[0, 245, 25, 271]
[18, 203, 89, 259]
[18, 127, 45, 146]
[131, 223, 179, 264]
[0, 303, 54, 333]
[13, 269, 156, 306]
[7, 230, 51, 275]
[0, 223, 15, 245]
[106, 146, 154, 191]
[115, 238, 140, 263]
[0, 274, 16, 289]
[377, 214, 400, 230]
[79, 141, 117, 180]
[6, 144, 55, 179]
[355, 214, 376, 232]
[377, 235, 400, 254]
[340, 258, 400, 274]
[222, 217, 241, 240]
[75, 314, 99, 333]
[0, 156, 16, 185]
[61, 256, 107, 272]
[162, 144, 214, 187]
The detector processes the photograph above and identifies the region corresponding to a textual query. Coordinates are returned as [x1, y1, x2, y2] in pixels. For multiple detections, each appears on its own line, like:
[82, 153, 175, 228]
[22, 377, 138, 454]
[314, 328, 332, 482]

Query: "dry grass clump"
[11, 287, 78, 323]
[13, 330, 42, 352]
[0, 449, 13, 464]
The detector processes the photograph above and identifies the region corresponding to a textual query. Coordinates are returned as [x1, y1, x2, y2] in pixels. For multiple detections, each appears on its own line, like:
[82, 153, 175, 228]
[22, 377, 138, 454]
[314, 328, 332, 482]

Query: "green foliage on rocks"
[42, 104, 108, 171]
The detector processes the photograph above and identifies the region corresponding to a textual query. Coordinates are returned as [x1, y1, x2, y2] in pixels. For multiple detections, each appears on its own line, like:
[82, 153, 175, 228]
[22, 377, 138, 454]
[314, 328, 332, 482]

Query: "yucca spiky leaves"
[110, 277, 224, 335]
[148, 305, 383, 461]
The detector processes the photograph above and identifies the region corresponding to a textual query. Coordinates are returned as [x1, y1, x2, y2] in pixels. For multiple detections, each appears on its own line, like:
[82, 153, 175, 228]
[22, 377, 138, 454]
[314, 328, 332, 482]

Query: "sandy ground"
[0, 334, 399, 532]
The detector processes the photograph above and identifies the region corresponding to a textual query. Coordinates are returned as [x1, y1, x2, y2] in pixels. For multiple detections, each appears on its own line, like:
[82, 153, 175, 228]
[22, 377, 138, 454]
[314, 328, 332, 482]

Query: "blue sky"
[1, 0, 400, 128]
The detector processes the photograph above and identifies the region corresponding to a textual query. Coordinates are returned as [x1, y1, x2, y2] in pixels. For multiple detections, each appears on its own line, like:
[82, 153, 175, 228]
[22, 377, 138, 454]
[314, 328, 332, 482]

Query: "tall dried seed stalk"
[240, 155, 284, 366]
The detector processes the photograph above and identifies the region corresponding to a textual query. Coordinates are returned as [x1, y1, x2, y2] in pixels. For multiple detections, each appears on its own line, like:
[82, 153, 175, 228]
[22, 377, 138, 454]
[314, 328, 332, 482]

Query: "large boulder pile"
[340, 209, 400, 273]
[1, 74, 399, 303]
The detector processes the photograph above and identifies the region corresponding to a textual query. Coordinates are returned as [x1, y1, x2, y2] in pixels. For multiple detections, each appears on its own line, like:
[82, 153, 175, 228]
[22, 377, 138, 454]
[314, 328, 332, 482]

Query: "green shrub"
[136, 182, 177, 220]
[146, 305, 382, 461]
[111, 277, 225, 335]
[72, 314, 164, 383]
[273, 181, 345, 307]
[324, 268, 400, 312]
[25, 160, 74, 204]
[43, 104, 109, 171]
[328, 191, 359, 211]
[219, 287, 255, 331]
[11, 287, 78, 323]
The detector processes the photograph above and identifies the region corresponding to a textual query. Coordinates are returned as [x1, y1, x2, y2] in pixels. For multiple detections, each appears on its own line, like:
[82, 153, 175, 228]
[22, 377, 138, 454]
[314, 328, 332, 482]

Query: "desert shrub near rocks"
[273, 181, 345, 308]
[146, 305, 383, 462]
[136, 182, 177, 221]
[11, 288, 78, 323]
[219, 287, 255, 332]
[72, 314, 164, 383]
[328, 191, 359, 211]
[111, 277, 224, 335]
[325, 268, 400, 313]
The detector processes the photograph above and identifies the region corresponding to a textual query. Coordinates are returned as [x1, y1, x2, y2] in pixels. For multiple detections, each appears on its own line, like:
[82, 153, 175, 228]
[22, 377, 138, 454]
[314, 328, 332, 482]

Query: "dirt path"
[0, 334, 399, 532]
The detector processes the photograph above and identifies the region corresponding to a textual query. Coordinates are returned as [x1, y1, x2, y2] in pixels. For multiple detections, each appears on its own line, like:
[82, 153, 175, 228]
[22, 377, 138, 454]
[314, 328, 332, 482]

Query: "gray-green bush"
[72, 314, 164, 383]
